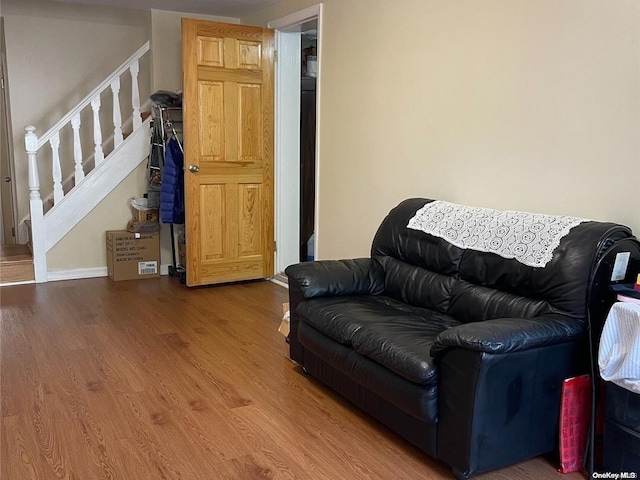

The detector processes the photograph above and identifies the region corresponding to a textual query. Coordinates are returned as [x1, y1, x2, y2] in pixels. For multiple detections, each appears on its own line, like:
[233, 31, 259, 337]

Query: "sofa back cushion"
[447, 281, 552, 323]
[379, 257, 455, 313]
[372, 198, 625, 323]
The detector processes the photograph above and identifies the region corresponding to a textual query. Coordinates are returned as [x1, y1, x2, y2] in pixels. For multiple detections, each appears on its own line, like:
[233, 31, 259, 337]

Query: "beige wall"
[245, 0, 640, 260]
[47, 163, 148, 271]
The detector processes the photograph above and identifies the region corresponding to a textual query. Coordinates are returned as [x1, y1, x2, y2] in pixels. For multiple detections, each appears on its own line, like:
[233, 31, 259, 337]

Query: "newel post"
[25, 126, 47, 283]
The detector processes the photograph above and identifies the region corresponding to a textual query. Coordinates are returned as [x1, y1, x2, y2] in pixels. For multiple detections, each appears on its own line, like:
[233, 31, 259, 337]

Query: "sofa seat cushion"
[298, 321, 440, 424]
[297, 295, 460, 385]
[351, 315, 459, 385]
[297, 295, 412, 344]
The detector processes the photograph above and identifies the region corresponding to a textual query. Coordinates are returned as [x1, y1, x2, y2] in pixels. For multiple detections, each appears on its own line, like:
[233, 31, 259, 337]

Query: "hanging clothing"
[147, 119, 164, 208]
[160, 137, 185, 224]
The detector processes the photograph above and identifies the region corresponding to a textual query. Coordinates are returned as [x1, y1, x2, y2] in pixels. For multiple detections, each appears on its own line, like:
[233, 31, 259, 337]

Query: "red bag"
[558, 374, 592, 473]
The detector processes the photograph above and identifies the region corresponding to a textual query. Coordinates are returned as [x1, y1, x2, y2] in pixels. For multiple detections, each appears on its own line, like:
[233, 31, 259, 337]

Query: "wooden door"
[182, 19, 274, 287]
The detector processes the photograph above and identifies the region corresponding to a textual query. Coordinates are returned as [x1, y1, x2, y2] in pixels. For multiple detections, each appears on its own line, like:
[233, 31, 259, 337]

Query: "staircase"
[3, 42, 152, 285]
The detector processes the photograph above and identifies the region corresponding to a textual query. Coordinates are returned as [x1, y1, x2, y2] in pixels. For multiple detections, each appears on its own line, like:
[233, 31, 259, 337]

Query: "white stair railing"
[25, 41, 150, 283]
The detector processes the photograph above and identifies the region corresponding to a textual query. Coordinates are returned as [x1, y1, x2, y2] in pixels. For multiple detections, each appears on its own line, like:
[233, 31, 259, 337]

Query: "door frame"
[268, 4, 323, 274]
[0, 18, 17, 244]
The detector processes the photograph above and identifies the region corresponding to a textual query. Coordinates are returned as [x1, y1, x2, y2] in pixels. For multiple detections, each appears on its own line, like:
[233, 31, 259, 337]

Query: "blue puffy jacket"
[160, 138, 185, 224]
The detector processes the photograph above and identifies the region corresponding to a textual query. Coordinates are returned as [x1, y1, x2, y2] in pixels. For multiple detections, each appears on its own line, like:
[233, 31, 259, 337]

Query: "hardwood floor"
[0, 277, 585, 479]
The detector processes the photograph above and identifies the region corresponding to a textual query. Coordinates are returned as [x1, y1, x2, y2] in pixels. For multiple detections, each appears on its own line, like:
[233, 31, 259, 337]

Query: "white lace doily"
[407, 201, 587, 268]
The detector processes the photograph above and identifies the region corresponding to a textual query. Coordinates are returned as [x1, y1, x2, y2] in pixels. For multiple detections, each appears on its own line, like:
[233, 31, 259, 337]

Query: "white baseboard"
[47, 267, 108, 282]
[47, 264, 172, 282]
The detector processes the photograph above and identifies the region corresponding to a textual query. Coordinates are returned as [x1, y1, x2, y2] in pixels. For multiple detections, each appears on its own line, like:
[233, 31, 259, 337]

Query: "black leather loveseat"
[285, 198, 636, 478]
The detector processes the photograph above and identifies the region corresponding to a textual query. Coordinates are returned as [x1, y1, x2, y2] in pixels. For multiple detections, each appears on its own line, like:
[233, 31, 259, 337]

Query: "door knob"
[188, 164, 200, 173]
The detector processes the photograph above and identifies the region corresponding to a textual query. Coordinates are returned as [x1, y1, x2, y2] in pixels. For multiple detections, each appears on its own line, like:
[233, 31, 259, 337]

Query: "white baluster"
[111, 77, 123, 147]
[25, 126, 41, 201]
[71, 114, 84, 184]
[25, 126, 47, 283]
[50, 132, 63, 204]
[130, 60, 142, 129]
[91, 97, 104, 165]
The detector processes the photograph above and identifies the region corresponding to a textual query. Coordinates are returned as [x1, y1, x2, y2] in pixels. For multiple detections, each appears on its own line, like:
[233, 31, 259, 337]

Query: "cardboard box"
[106, 230, 160, 281]
[131, 205, 159, 223]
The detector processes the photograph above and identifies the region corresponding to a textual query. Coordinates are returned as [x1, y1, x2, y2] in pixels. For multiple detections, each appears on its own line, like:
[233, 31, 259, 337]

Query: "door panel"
[183, 19, 274, 286]
[200, 184, 225, 260]
[197, 81, 224, 160]
[197, 37, 224, 66]
[238, 183, 262, 256]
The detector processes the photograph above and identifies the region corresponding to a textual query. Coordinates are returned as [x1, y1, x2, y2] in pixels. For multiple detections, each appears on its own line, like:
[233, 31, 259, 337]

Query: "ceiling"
[52, 0, 284, 18]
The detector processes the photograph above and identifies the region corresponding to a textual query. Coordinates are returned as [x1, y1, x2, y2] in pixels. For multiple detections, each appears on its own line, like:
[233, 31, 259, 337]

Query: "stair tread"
[1, 258, 33, 265]
[0, 264, 35, 283]
[0, 244, 33, 262]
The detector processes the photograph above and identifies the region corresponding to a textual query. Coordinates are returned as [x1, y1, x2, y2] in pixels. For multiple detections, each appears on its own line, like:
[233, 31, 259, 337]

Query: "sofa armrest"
[431, 316, 585, 356]
[285, 258, 385, 299]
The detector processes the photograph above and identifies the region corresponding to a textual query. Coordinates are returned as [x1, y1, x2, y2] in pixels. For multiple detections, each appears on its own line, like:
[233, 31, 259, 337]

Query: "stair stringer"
[44, 117, 151, 252]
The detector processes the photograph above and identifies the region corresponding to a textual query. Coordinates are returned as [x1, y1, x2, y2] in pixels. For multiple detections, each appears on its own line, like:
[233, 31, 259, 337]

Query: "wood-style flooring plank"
[1, 277, 586, 479]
